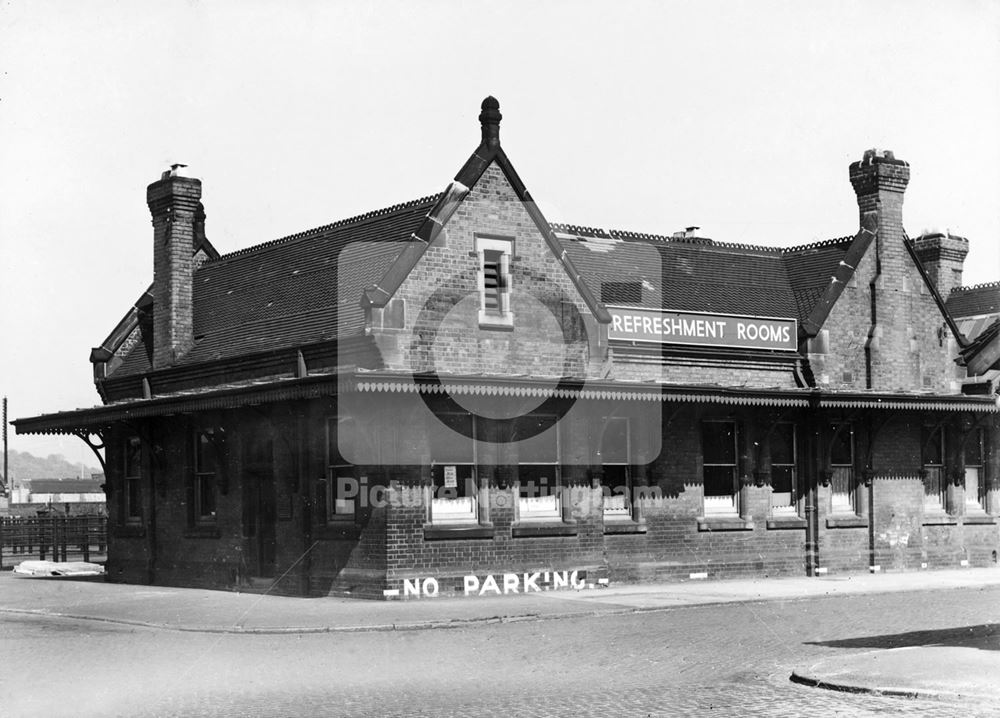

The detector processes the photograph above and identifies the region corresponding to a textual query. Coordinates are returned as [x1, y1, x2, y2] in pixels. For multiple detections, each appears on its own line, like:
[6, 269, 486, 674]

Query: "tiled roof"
[554, 226, 853, 326]
[113, 200, 859, 382]
[113, 195, 440, 377]
[947, 282, 1000, 343]
[947, 282, 1000, 319]
[782, 237, 856, 326]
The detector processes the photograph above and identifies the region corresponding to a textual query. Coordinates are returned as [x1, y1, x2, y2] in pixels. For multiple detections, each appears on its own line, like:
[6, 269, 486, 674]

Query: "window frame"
[921, 425, 947, 512]
[701, 420, 739, 516]
[600, 416, 632, 520]
[124, 435, 143, 524]
[829, 423, 857, 515]
[769, 422, 798, 514]
[964, 427, 987, 512]
[428, 412, 480, 525]
[323, 417, 362, 523]
[476, 235, 514, 329]
[516, 414, 563, 522]
[193, 428, 218, 524]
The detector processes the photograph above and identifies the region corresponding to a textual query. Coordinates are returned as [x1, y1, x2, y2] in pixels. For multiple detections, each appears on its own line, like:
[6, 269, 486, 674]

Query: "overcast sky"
[2, 0, 998, 470]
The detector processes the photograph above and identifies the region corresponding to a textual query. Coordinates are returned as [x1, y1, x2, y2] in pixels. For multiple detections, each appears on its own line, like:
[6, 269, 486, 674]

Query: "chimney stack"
[912, 230, 969, 299]
[849, 148, 909, 223]
[147, 165, 201, 369]
[849, 149, 911, 275]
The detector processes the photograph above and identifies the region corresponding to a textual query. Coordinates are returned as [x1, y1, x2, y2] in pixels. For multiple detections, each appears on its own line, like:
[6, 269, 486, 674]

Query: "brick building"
[15, 98, 999, 598]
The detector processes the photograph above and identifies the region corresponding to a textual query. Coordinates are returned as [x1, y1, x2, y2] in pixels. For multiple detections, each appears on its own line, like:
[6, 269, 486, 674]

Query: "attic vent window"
[476, 236, 513, 328]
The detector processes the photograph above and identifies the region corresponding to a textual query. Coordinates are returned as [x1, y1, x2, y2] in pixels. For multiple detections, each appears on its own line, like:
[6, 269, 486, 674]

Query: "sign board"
[443, 466, 457, 488]
[608, 306, 797, 352]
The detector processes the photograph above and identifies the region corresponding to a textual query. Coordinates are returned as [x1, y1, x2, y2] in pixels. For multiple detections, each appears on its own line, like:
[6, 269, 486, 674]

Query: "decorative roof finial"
[479, 96, 502, 148]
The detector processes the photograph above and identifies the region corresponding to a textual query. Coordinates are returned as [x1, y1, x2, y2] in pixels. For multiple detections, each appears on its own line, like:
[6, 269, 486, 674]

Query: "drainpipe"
[804, 392, 821, 576]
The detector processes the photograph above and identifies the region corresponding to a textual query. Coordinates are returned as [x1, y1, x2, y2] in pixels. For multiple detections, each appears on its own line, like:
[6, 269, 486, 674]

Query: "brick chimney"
[147, 164, 200, 369]
[849, 149, 911, 390]
[849, 149, 909, 239]
[912, 230, 969, 298]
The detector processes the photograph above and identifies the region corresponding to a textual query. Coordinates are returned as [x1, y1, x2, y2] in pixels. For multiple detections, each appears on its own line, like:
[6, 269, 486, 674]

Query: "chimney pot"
[479, 96, 502, 148]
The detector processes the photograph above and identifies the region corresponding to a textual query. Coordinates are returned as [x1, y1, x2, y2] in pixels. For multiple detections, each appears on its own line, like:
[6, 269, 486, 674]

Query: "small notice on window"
[444, 466, 457, 488]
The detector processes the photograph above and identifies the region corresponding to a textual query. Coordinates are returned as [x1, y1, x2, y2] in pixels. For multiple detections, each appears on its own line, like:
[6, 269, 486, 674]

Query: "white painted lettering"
[570, 570, 586, 589]
[737, 323, 747, 340]
[612, 314, 623, 333]
[642, 316, 653, 334]
[463, 575, 480, 596]
[553, 571, 569, 589]
[653, 317, 663, 334]
[479, 574, 501, 596]
[503, 573, 519, 594]
[523, 572, 541, 592]
[403, 578, 421, 598]
[422, 577, 439, 597]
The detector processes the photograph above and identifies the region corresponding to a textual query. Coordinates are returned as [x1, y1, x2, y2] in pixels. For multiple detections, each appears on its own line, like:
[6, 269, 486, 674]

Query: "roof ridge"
[951, 281, 1000, 295]
[609, 229, 671, 242]
[551, 223, 610, 238]
[709, 240, 780, 253]
[611, 229, 778, 252]
[780, 236, 855, 254]
[562, 225, 813, 253]
[210, 192, 443, 263]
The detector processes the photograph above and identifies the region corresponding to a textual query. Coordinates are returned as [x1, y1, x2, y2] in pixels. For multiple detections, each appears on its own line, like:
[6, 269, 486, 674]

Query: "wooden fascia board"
[101, 335, 380, 401]
[92, 284, 153, 362]
[363, 177, 474, 309]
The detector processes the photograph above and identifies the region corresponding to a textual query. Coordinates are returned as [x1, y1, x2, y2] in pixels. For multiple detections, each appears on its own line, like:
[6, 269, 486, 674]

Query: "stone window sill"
[766, 516, 807, 530]
[604, 518, 647, 535]
[423, 523, 495, 541]
[478, 316, 515, 332]
[921, 514, 958, 526]
[697, 516, 753, 532]
[826, 515, 868, 529]
[511, 522, 578, 538]
[962, 514, 998, 525]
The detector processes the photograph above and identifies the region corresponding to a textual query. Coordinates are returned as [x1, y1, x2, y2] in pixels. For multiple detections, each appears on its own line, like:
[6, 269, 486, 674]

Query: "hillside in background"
[2, 450, 102, 483]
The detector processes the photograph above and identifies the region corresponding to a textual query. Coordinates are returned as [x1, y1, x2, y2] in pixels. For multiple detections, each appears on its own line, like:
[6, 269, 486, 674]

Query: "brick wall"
[375, 163, 600, 380]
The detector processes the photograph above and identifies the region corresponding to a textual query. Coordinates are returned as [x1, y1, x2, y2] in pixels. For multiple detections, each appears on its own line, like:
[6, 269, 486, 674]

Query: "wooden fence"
[0, 515, 107, 568]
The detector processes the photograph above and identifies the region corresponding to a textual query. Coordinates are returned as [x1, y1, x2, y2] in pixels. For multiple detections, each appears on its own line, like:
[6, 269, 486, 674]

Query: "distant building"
[14, 98, 999, 598]
[8, 476, 106, 516]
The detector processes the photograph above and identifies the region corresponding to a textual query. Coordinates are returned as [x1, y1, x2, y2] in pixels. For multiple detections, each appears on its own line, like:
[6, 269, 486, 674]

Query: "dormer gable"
[361, 98, 610, 380]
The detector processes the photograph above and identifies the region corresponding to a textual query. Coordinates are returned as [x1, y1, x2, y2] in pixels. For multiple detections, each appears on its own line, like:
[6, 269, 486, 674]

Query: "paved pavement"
[2, 566, 999, 702]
